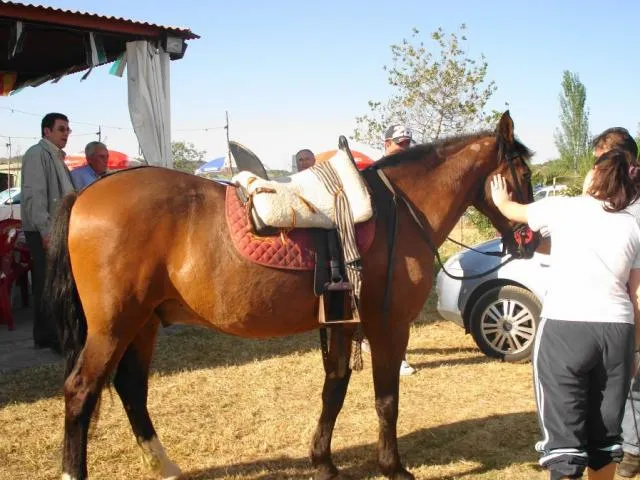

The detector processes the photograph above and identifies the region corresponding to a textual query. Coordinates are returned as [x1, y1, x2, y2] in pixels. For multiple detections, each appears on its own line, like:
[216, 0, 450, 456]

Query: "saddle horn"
[338, 135, 357, 167]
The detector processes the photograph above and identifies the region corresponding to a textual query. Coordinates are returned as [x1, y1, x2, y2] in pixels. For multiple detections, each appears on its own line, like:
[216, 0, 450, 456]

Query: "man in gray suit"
[21, 112, 75, 352]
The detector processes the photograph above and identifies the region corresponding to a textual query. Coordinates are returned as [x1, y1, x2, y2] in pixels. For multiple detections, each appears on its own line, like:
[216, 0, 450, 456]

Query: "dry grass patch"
[0, 303, 548, 480]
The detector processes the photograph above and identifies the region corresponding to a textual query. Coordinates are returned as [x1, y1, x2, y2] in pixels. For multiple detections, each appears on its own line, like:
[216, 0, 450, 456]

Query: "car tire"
[469, 285, 541, 362]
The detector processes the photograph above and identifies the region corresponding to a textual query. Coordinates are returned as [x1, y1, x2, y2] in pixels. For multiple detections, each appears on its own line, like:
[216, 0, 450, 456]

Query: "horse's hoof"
[314, 462, 340, 480]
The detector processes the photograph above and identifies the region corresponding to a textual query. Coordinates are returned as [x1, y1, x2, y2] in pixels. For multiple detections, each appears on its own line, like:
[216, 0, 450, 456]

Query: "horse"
[45, 111, 534, 480]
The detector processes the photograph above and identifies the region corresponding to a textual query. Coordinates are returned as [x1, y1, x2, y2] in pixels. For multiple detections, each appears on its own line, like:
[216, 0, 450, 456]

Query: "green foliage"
[464, 207, 494, 235]
[531, 154, 593, 199]
[563, 183, 584, 197]
[353, 24, 498, 147]
[554, 71, 590, 172]
[172, 141, 206, 174]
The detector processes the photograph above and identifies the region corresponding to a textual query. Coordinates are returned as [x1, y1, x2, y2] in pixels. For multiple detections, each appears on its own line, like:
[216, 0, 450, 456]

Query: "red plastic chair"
[0, 219, 31, 330]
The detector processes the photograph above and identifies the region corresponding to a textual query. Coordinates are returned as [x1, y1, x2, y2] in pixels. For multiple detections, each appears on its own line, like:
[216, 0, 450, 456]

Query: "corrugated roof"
[0, 1, 198, 93]
[0, 1, 199, 39]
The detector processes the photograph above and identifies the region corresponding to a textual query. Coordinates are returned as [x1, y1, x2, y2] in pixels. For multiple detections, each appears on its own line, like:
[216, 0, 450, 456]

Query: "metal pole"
[225, 110, 233, 176]
[6, 137, 12, 188]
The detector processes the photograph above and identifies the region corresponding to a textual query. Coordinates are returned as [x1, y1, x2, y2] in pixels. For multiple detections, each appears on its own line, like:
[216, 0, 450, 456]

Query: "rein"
[374, 169, 518, 281]
[364, 144, 535, 331]
[441, 149, 536, 271]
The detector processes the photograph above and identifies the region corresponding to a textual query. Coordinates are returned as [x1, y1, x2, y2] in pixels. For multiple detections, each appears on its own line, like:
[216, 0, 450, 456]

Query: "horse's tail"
[43, 192, 86, 378]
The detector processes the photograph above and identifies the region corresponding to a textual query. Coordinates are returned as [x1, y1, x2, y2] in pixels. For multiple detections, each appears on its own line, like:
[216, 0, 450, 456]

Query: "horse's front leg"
[370, 327, 415, 480]
[310, 327, 354, 480]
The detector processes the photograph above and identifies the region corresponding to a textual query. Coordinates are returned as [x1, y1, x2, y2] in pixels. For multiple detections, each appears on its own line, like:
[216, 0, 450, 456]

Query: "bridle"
[501, 146, 538, 258]
[369, 141, 538, 283]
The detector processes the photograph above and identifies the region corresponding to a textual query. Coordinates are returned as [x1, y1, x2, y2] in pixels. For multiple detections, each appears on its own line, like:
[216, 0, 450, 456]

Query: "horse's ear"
[496, 110, 514, 144]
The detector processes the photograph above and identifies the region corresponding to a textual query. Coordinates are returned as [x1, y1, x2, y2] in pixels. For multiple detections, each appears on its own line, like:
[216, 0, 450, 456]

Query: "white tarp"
[126, 41, 172, 168]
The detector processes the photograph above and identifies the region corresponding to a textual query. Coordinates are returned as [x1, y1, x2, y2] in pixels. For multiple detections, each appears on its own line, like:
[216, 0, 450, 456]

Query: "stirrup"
[318, 281, 361, 325]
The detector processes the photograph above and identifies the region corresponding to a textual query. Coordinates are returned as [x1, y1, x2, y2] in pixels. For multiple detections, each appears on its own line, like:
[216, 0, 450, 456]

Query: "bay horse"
[45, 111, 534, 480]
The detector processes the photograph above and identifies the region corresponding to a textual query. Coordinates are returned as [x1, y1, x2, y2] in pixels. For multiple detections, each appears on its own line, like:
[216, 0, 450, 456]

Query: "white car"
[0, 187, 21, 221]
[436, 238, 549, 362]
[534, 184, 567, 201]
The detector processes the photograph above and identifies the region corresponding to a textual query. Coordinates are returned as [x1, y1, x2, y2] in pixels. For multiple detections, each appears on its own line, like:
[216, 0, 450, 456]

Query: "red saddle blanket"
[226, 187, 375, 271]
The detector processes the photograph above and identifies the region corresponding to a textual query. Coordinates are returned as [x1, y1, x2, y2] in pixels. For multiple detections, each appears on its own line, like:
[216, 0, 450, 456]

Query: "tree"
[553, 71, 590, 172]
[171, 141, 206, 174]
[354, 24, 498, 146]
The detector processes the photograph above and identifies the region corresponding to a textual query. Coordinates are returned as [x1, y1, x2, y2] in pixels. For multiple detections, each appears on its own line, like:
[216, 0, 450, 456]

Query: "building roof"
[0, 1, 199, 92]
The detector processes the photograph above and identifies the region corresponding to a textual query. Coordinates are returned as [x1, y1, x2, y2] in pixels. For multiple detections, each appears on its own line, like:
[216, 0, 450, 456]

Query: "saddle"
[226, 142, 376, 325]
[232, 149, 373, 230]
[225, 186, 375, 271]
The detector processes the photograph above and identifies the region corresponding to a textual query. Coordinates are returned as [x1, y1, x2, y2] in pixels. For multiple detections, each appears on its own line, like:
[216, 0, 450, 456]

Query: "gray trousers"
[24, 231, 56, 345]
[533, 318, 633, 478]
[622, 359, 640, 456]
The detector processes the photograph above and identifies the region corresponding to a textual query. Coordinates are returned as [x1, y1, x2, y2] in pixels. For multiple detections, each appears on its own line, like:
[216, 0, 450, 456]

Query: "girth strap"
[312, 161, 363, 301]
[313, 160, 364, 371]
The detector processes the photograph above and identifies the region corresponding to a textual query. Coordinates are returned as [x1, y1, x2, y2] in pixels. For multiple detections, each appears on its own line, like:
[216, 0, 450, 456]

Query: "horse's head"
[473, 111, 538, 258]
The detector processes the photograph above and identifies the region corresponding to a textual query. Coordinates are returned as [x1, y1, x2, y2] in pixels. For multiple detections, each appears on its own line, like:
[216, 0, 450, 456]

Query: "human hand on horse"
[490, 174, 511, 208]
[490, 174, 529, 224]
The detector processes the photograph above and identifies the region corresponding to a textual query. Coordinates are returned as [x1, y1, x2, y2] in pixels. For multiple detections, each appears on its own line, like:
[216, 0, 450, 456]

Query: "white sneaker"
[360, 338, 371, 353]
[400, 360, 416, 376]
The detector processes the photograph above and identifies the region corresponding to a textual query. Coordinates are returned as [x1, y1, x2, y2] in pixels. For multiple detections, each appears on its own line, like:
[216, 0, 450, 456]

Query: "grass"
[0, 313, 548, 479]
[0, 221, 552, 480]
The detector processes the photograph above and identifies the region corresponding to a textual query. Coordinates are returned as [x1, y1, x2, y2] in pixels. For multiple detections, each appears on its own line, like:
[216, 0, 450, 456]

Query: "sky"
[1, 0, 639, 171]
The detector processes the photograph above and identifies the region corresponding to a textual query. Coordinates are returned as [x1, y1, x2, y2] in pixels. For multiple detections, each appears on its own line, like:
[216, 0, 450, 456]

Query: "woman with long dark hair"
[491, 147, 640, 480]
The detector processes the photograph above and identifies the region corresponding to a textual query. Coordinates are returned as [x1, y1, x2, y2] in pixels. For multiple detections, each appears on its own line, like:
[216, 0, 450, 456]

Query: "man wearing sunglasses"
[21, 112, 75, 353]
[366, 124, 417, 375]
[384, 124, 413, 155]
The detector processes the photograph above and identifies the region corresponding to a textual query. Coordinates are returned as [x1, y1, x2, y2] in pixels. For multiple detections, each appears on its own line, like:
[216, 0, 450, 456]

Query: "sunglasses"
[393, 139, 411, 147]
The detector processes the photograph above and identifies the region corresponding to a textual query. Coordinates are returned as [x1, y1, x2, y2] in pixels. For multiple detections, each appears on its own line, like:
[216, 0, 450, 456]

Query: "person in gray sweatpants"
[585, 127, 640, 479]
[491, 144, 640, 480]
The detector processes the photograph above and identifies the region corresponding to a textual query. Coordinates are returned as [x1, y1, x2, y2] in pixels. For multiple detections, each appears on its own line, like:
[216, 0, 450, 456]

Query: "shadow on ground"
[184, 412, 541, 479]
[0, 291, 452, 407]
[0, 324, 323, 407]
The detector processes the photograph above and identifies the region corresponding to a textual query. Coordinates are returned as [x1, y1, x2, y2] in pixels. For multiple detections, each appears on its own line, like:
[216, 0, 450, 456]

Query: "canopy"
[0, 2, 198, 94]
[0, 3, 198, 170]
[315, 150, 375, 170]
[64, 150, 130, 171]
[195, 156, 226, 175]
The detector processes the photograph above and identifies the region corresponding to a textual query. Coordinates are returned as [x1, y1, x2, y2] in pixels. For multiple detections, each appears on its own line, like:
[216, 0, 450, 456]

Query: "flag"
[109, 52, 127, 77]
[8, 21, 25, 59]
[80, 68, 93, 81]
[0, 72, 17, 96]
[85, 32, 107, 67]
[52, 67, 75, 84]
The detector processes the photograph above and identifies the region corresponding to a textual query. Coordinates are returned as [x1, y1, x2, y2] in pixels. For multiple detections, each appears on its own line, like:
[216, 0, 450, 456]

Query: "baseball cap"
[384, 124, 412, 143]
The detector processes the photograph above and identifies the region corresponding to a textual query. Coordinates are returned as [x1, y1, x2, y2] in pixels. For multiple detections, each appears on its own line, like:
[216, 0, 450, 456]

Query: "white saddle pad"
[232, 150, 373, 229]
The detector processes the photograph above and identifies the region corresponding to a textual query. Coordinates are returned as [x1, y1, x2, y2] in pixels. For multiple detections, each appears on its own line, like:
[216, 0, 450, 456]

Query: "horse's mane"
[371, 130, 532, 170]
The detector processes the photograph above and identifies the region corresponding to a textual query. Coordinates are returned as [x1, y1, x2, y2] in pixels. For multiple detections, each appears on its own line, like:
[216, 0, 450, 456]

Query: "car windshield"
[533, 190, 547, 202]
[0, 188, 19, 204]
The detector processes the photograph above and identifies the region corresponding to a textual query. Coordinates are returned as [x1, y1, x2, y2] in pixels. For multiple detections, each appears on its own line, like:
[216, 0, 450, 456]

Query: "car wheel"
[469, 285, 541, 362]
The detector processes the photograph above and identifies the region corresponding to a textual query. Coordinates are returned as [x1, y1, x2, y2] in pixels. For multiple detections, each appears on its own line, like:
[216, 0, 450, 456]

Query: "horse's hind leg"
[62, 334, 123, 480]
[113, 315, 181, 480]
[310, 328, 353, 480]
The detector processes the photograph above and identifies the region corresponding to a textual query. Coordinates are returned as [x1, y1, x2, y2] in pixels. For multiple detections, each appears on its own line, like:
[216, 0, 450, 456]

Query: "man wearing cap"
[385, 124, 416, 375]
[364, 124, 417, 375]
[384, 124, 413, 156]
